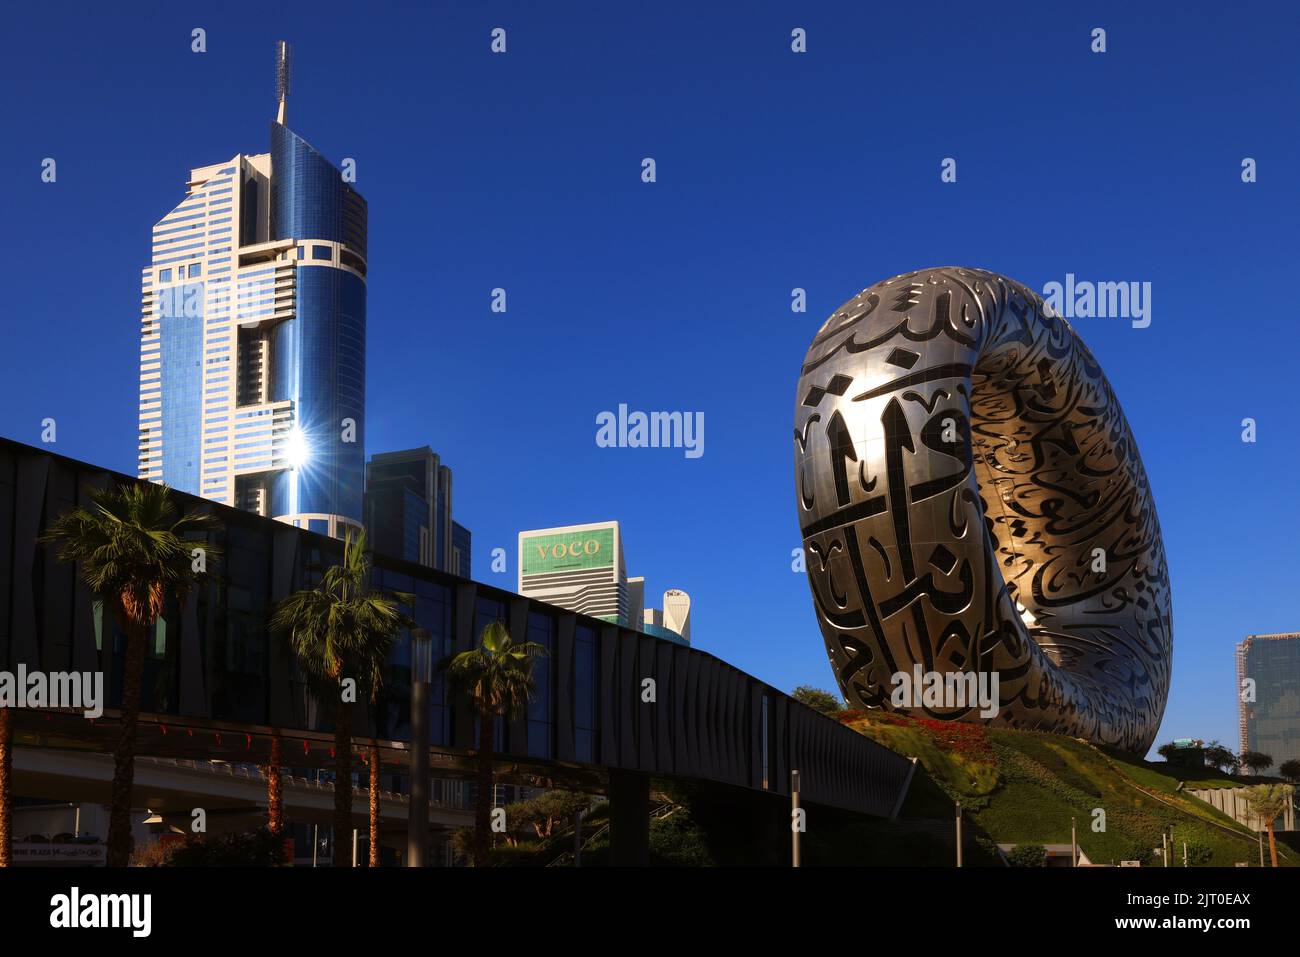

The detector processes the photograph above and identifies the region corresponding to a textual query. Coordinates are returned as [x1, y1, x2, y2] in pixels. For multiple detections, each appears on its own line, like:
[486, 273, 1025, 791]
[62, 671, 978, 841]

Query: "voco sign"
[535, 538, 602, 560]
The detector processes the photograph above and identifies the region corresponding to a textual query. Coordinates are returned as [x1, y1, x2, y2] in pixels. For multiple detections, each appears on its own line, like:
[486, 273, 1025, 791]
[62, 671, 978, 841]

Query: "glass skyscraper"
[1237, 632, 1300, 766]
[365, 446, 472, 577]
[138, 43, 366, 538]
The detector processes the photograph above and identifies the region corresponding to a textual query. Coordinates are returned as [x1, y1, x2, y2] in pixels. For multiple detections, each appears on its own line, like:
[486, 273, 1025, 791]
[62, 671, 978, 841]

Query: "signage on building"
[522, 528, 614, 575]
[13, 843, 107, 866]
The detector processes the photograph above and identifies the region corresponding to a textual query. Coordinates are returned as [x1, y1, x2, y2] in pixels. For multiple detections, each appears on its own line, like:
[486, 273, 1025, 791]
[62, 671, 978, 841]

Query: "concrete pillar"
[609, 769, 650, 867]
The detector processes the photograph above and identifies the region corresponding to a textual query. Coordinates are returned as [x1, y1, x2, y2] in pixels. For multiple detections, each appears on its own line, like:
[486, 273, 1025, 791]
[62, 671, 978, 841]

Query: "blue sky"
[3, 1, 1297, 756]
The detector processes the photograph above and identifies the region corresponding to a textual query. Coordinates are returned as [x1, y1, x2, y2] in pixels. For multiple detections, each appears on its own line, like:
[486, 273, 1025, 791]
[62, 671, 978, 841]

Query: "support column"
[608, 769, 650, 867]
[407, 672, 430, 866]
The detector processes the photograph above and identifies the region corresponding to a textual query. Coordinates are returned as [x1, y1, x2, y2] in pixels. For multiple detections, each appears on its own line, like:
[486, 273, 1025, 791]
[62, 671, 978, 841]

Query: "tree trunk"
[0, 706, 11, 867]
[1267, 823, 1278, 868]
[368, 741, 380, 867]
[474, 709, 495, 867]
[333, 695, 352, 867]
[264, 729, 283, 837]
[107, 616, 147, 867]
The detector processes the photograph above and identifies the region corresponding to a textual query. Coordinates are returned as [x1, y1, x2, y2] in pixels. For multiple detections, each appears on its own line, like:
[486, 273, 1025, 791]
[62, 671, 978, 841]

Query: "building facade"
[626, 576, 645, 632]
[662, 588, 692, 643]
[518, 521, 627, 624]
[518, 523, 693, 644]
[138, 42, 366, 539]
[1236, 632, 1300, 765]
[365, 446, 470, 576]
[0, 437, 913, 826]
[641, 619, 687, 645]
[642, 592, 691, 647]
[452, 521, 472, 579]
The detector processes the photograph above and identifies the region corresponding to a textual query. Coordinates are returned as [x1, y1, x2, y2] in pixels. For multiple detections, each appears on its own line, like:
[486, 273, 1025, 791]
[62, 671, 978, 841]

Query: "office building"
[137, 41, 366, 538]
[365, 446, 471, 577]
[663, 588, 692, 643]
[643, 589, 691, 646]
[627, 576, 645, 630]
[1236, 632, 1300, 765]
[518, 522, 693, 643]
[452, 520, 472, 579]
[518, 521, 628, 624]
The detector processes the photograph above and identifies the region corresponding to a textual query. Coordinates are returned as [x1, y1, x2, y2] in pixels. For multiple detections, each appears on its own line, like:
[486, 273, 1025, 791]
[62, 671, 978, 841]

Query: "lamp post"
[955, 801, 963, 868]
[407, 627, 433, 867]
[574, 806, 586, 868]
[791, 769, 801, 868]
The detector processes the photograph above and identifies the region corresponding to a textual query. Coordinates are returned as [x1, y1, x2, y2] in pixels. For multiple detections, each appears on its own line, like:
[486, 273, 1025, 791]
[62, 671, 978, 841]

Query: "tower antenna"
[275, 40, 292, 124]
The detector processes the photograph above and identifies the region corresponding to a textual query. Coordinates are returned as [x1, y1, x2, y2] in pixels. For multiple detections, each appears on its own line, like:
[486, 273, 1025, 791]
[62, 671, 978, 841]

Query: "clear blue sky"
[3, 1, 1297, 756]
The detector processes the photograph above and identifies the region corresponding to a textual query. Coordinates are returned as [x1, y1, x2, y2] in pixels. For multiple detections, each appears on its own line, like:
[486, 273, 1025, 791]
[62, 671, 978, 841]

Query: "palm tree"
[367, 740, 380, 866]
[261, 728, 285, 840]
[42, 482, 219, 866]
[444, 620, 545, 866]
[0, 705, 11, 867]
[1243, 783, 1294, 867]
[270, 529, 410, 867]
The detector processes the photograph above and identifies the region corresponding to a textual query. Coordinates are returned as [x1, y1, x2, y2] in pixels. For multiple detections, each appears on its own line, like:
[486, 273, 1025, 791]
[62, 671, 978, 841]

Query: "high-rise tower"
[518, 522, 628, 623]
[1237, 632, 1300, 766]
[137, 42, 367, 538]
[364, 446, 473, 576]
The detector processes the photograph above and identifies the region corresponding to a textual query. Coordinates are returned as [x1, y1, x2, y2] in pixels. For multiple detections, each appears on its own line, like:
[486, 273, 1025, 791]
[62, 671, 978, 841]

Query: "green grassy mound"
[838, 710, 1293, 867]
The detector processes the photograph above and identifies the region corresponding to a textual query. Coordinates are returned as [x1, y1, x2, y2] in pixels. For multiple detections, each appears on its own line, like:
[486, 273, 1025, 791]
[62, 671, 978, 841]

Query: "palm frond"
[270, 526, 413, 699]
[445, 620, 546, 719]
[41, 480, 220, 627]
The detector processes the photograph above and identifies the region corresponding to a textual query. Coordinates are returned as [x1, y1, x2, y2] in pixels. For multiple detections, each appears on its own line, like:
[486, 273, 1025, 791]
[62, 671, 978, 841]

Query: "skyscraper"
[642, 589, 691, 646]
[518, 521, 628, 623]
[662, 588, 692, 643]
[138, 42, 366, 538]
[626, 576, 646, 631]
[1236, 632, 1300, 765]
[364, 446, 471, 577]
[517, 523, 692, 644]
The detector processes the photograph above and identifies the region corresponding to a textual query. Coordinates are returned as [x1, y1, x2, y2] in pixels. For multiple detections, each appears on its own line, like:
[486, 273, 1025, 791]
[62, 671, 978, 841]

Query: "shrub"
[1183, 841, 1213, 866]
[792, 686, 844, 715]
[1007, 843, 1048, 868]
[163, 828, 287, 867]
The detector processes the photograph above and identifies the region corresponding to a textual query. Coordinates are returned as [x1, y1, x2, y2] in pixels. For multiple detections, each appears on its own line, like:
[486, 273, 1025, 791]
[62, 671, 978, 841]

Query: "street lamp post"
[791, 769, 801, 868]
[574, 806, 586, 868]
[955, 801, 962, 868]
[407, 627, 433, 867]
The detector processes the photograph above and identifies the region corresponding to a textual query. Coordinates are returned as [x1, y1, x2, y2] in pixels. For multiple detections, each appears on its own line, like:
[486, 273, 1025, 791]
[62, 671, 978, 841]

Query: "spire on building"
[275, 40, 291, 124]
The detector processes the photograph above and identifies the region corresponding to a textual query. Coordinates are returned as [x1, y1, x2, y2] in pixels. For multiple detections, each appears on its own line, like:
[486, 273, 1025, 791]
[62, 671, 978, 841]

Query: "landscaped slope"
[838, 710, 1293, 867]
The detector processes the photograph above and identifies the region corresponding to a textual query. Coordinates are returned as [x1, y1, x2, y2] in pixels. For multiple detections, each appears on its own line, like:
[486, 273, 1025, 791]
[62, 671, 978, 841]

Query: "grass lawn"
[840, 712, 1295, 867]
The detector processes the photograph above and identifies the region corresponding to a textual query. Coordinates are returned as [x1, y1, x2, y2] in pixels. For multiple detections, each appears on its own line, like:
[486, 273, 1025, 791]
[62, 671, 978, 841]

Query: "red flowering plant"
[838, 708, 992, 759]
